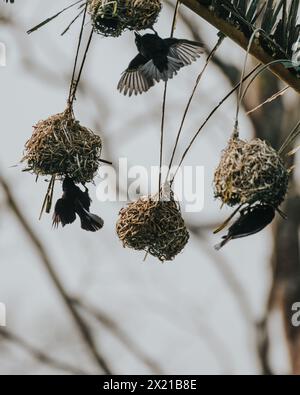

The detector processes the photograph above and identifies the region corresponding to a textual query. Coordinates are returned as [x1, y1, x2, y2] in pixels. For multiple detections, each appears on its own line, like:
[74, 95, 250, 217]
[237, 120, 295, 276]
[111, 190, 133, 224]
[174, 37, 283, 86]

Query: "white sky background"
[0, 0, 296, 374]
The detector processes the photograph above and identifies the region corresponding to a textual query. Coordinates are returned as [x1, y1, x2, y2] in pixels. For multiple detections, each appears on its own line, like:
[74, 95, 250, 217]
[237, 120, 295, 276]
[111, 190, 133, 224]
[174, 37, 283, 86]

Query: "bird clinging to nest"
[214, 204, 276, 250]
[53, 177, 104, 232]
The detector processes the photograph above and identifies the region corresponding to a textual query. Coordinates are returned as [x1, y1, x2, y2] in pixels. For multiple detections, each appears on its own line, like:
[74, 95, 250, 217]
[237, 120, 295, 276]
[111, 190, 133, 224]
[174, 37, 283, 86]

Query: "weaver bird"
[214, 204, 276, 250]
[53, 177, 104, 232]
[118, 32, 204, 96]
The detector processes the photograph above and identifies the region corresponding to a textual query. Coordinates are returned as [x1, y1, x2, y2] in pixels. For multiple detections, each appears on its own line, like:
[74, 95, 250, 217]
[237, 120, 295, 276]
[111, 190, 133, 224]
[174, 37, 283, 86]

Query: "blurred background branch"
[0, 0, 299, 375]
[0, 172, 112, 374]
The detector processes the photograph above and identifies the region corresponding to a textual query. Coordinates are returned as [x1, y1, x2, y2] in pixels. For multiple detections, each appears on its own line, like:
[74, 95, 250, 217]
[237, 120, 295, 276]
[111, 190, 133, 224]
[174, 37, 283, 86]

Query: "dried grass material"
[214, 137, 289, 207]
[88, 0, 162, 37]
[125, 0, 162, 31]
[116, 194, 189, 262]
[89, 0, 125, 37]
[23, 110, 102, 184]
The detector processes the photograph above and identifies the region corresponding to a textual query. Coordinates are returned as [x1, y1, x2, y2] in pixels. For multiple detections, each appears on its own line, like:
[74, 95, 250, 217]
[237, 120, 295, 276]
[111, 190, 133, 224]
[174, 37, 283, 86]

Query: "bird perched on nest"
[53, 177, 104, 232]
[214, 204, 276, 250]
[118, 31, 204, 96]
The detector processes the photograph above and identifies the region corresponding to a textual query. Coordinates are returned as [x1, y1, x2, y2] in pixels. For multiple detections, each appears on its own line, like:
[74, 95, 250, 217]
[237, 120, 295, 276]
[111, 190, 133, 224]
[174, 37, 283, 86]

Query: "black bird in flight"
[214, 204, 276, 250]
[53, 177, 104, 232]
[118, 32, 204, 96]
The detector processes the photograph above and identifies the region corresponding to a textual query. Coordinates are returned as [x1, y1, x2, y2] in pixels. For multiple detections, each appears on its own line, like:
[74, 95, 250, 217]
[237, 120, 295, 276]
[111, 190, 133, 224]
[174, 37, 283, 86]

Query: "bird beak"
[150, 27, 158, 36]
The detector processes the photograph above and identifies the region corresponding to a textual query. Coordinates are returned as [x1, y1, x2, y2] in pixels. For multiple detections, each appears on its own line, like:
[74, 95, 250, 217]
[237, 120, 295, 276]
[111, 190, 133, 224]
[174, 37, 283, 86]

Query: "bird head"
[134, 31, 142, 49]
[62, 176, 76, 192]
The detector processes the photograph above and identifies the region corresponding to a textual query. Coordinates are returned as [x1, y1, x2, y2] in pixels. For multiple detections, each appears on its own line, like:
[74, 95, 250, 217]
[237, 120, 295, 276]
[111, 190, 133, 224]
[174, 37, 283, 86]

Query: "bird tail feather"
[78, 207, 104, 232]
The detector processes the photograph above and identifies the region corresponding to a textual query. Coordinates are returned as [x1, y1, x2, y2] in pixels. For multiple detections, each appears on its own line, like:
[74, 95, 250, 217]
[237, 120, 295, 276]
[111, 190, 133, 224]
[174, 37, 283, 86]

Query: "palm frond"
[200, 0, 300, 73]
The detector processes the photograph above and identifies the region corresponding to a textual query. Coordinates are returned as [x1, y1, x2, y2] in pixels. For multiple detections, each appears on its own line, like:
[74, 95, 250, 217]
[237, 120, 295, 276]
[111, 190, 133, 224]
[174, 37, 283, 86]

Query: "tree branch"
[179, 0, 300, 93]
[0, 328, 88, 375]
[0, 173, 112, 375]
[71, 298, 163, 374]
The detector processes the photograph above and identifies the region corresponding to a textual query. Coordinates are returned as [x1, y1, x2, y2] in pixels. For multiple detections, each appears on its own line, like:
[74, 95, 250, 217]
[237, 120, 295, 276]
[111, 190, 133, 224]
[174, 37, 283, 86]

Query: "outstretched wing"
[118, 53, 155, 96]
[165, 38, 204, 66]
[141, 56, 184, 83]
[141, 39, 203, 84]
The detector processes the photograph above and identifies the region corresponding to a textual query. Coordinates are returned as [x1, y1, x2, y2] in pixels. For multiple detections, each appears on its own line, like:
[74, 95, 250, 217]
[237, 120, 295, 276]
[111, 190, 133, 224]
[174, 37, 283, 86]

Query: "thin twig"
[69, 29, 94, 106]
[72, 298, 163, 374]
[240, 59, 293, 105]
[167, 34, 225, 180]
[39, 175, 55, 220]
[158, 0, 180, 196]
[159, 84, 168, 194]
[246, 86, 289, 115]
[61, 9, 84, 36]
[27, 0, 85, 34]
[171, 64, 261, 182]
[0, 328, 88, 375]
[67, 1, 89, 105]
[279, 119, 300, 155]
[235, 29, 263, 131]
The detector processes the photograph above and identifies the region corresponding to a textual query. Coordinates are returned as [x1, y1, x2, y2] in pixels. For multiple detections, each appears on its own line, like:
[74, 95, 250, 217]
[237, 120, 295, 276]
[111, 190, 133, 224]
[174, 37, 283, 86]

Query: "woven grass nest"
[88, 0, 162, 37]
[214, 137, 289, 207]
[22, 110, 103, 184]
[116, 193, 189, 262]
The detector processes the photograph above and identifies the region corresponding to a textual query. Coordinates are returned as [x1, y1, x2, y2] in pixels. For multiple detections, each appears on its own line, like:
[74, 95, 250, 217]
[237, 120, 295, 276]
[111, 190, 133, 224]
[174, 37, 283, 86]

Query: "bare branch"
[0, 328, 87, 375]
[0, 172, 112, 374]
[72, 298, 163, 375]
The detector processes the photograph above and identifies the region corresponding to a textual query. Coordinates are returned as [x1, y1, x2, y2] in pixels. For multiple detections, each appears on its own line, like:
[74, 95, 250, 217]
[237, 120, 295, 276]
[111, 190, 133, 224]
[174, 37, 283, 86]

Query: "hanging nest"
[88, 0, 125, 37]
[116, 193, 189, 262]
[124, 0, 162, 31]
[88, 0, 162, 37]
[214, 137, 289, 207]
[22, 109, 103, 184]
